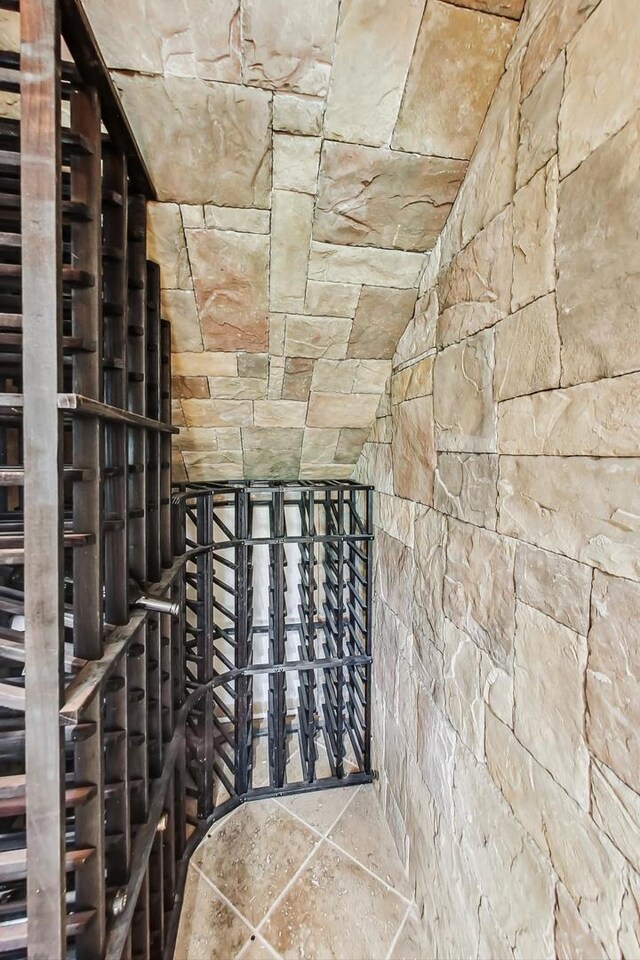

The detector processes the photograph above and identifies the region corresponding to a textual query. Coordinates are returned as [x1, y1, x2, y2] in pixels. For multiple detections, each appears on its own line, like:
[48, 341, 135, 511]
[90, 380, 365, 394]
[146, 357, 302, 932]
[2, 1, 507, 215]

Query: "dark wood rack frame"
[0, 1, 190, 957]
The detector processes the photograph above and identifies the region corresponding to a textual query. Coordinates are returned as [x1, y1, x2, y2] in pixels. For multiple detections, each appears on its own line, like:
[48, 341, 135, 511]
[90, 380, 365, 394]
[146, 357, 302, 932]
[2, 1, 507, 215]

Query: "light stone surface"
[394, 291, 438, 366]
[511, 158, 557, 312]
[393, 0, 516, 160]
[437, 207, 513, 347]
[173, 353, 237, 377]
[434, 452, 498, 529]
[187, 228, 269, 353]
[147, 203, 192, 290]
[203, 206, 270, 234]
[253, 401, 307, 429]
[272, 94, 324, 136]
[520, 0, 599, 100]
[498, 456, 640, 580]
[114, 74, 271, 206]
[162, 290, 203, 352]
[281, 358, 314, 402]
[498, 372, 640, 457]
[558, 0, 640, 177]
[587, 572, 640, 793]
[241, 0, 339, 96]
[413, 507, 448, 652]
[307, 393, 381, 430]
[517, 52, 563, 188]
[513, 602, 589, 806]
[556, 112, 640, 386]
[311, 359, 390, 396]
[445, 0, 524, 14]
[273, 134, 321, 194]
[283, 316, 352, 360]
[514, 542, 591, 635]
[314, 142, 466, 253]
[270, 191, 314, 313]
[347, 287, 417, 360]
[444, 519, 516, 669]
[591, 760, 640, 874]
[433, 330, 497, 453]
[493, 293, 561, 401]
[323, 0, 427, 148]
[441, 619, 485, 760]
[305, 281, 361, 319]
[555, 883, 608, 960]
[308, 242, 424, 288]
[242, 428, 303, 479]
[392, 396, 436, 505]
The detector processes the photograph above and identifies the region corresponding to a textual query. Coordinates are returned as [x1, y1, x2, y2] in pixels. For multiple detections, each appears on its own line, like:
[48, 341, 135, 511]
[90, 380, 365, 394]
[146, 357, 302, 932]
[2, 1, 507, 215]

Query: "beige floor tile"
[328, 785, 413, 899]
[389, 906, 431, 960]
[261, 840, 407, 960]
[174, 866, 252, 960]
[192, 799, 319, 926]
[275, 784, 360, 835]
[237, 934, 282, 959]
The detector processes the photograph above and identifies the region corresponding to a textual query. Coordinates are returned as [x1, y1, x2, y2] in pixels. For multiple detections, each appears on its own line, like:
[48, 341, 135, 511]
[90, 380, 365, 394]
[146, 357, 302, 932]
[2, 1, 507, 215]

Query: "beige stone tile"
[238, 354, 269, 379]
[179, 427, 242, 454]
[188, 228, 269, 353]
[194, 800, 318, 926]
[591, 760, 640, 875]
[284, 316, 351, 360]
[315, 142, 466, 253]
[301, 429, 339, 465]
[394, 290, 438, 367]
[113, 74, 271, 205]
[517, 52, 563, 189]
[181, 204, 205, 229]
[270, 192, 314, 313]
[493, 293, 561, 401]
[174, 866, 252, 960]
[392, 396, 436, 505]
[82, 0, 242, 82]
[208, 377, 267, 401]
[514, 602, 589, 806]
[559, 0, 640, 177]
[555, 883, 608, 960]
[393, 1, 515, 160]
[376, 493, 415, 548]
[328, 787, 413, 897]
[520, 0, 599, 100]
[324, 0, 426, 147]
[437, 206, 512, 347]
[307, 392, 381, 429]
[147, 202, 192, 290]
[556, 112, 640, 386]
[241, 0, 339, 96]
[281, 358, 314, 402]
[308, 242, 424, 288]
[305, 280, 361, 319]
[511, 158, 557, 312]
[311, 359, 390, 396]
[434, 452, 498, 530]
[163, 289, 203, 353]
[273, 94, 324, 136]
[514, 541, 591, 635]
[173, 352, 238, 378]
[275, 785, 360, 835]
[182, 398, 253, 427]
[261, 840, 407, 959]
[172, 376, 209, 400]
[498, 455, 640, 579]
[441, 619, 485, 760]
[377, 529, 415, 625]
[334, 428, 370, 464]
[587, 572, 640, 794]
[204, 206, 270, 235]
[172, 400, 186, 427]
[273, 134, 321, 195]
[498, 372, 640, 456]
[253, 401, 307, 429]
[446, 0, 524, 13]
[433, 329, 497, 453]
[390, 905, 431, 960]
[237, 935, 281, 960]
[347, 286, 417, 360]
[242, 428, 303, 480]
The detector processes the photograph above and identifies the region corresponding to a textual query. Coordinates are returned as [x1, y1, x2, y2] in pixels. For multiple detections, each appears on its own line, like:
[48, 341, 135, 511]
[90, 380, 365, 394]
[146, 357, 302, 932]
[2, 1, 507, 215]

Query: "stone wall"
[353, 0, 640, 955]
[79, 0, 523, 480]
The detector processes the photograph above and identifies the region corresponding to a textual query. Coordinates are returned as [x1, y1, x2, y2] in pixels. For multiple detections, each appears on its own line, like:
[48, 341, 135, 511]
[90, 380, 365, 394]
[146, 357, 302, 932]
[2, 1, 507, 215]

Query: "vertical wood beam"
[20, 0, 65, 956]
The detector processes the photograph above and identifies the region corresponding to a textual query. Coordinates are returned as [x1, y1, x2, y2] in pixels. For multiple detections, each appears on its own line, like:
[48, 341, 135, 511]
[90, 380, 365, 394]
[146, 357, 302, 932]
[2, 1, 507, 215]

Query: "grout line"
[190, 861, 259, 936]
[385, 898, 415, 960]
[256, 786, 363, 937]
[272, 781, 361, 840]
[238, 931, 283, 960]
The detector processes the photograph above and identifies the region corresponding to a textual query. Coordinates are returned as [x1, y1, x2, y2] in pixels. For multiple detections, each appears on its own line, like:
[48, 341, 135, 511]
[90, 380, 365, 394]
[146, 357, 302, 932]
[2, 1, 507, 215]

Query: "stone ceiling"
[82, 0, 524, 480]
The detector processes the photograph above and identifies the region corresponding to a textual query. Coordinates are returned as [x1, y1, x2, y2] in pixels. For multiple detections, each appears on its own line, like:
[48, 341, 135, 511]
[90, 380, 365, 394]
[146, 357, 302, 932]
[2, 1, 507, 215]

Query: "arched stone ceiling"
[82, 0, 524, 480]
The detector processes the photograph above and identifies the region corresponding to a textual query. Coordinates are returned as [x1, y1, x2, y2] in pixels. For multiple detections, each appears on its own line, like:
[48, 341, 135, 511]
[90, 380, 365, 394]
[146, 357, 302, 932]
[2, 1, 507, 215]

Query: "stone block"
[587, 572, 640, 793]
[323, 0, 426, 147]
[272, 93, 324, 136]
[441, 618, 485, 760]
[172, 377, 208, 400]
[413, 507, 447, 654]
[511, 158, 557, 312]
[433, 329, 497, 453]
[591, 760, 640, 875]
[434, 452, 498, 529]
[493, 293, 561, 401]
[283, 316, 352, 360]
[242, 427, 303, 479]
[273, 134, 321, 194]
[281, 358, 314, 401]
[393, 0, 515, 160]
[556, 113, 640, 385]
[270, 191, 314, 313]
[162, 290, 203, 352]
[207, 377, 266, 400]
[253, 400, 307, 429]
[394, 290, 438, 366]
[300, 429, 340, 465]
[147, 203, 192, 289]
[181, 398, 253, 427]
[308, 242, 424, 288]
[314, 141, 466, 253]
[514, 542, 591, 635]
[187, 228, 269, 352]
[498, 456, 640, 579]
[172, 352, 237, 377]
[444, 518, 516, 669]
[347, 286, 417, 360]
[520, 0, 599, 100]
[305, 281, 361, 319]
[392, 396, 436, 504]
[237, 353, 268, 379]
[334, 429, 370, 464]
[513, 602, 589, 806]
[306, 392, 381, 429]
[517, 52, 563, 188]
[555, 884, 608, 960]
[203, 206, 270, 234]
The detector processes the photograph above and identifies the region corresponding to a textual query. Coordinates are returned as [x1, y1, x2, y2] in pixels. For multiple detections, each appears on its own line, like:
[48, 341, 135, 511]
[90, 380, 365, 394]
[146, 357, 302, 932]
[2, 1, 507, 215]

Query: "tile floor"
[174, 784, 429, 960]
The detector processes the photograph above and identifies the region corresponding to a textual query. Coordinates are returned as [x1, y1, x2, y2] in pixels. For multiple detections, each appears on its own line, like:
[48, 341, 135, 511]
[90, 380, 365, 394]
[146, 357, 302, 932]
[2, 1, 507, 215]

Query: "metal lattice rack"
[172, 481, 374, 824]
